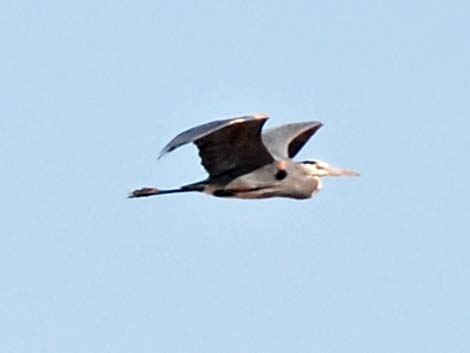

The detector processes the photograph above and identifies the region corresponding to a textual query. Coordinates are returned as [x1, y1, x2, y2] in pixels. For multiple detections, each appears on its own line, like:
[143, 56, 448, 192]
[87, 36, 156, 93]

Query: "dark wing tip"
[309, 121, 323, 129]
[157, 146, 175, 160]
[311, 121, 323, 132]
[287, 121, 324, 158]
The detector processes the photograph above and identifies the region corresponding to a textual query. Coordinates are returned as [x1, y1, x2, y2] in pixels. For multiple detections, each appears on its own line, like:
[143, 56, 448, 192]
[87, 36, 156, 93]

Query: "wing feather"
[159, 115, 274, 177]
[261, 122, 323, 159]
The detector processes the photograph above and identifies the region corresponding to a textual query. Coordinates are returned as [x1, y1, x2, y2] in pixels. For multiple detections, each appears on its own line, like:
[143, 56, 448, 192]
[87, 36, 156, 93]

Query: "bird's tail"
[128, 183, 205, 198]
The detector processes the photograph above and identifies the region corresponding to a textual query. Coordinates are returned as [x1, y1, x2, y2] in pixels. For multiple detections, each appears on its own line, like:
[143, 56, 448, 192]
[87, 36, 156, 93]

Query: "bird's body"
[201, 161, 320, 199]
[130, 114, 358, 200]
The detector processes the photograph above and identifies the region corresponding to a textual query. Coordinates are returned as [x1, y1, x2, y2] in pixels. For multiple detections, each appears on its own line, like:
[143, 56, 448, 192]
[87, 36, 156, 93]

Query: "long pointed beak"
[325, 165, 360, 177]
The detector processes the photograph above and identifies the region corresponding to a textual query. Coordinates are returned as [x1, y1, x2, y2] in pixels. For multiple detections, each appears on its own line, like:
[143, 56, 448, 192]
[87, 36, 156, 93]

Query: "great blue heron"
[130, 114, 359, 200]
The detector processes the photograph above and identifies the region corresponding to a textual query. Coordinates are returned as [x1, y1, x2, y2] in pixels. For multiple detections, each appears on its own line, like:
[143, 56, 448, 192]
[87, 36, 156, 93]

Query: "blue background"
[2, 1, 469, 352]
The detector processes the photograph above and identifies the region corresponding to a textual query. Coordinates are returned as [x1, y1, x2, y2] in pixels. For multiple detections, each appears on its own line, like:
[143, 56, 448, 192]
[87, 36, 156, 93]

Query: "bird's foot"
[128, 187, 160, 198]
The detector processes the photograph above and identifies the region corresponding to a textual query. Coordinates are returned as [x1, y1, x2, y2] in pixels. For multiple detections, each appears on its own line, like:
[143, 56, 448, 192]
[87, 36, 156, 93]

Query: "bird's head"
[301, 160, 360, 178]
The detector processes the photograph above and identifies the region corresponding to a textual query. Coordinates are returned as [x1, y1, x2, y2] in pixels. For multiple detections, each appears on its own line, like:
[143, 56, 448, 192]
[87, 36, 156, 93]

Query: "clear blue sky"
[2, 1, 469, 352]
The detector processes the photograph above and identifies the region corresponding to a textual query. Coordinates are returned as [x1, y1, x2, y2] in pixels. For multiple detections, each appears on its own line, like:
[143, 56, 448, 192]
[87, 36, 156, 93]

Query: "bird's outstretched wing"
[261, 121, 323, 159]
[158, 115, 274, 178]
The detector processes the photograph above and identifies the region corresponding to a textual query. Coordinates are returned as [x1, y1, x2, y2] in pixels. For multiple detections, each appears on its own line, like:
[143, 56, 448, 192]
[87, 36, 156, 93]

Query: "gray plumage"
[130, 114, 359, 200]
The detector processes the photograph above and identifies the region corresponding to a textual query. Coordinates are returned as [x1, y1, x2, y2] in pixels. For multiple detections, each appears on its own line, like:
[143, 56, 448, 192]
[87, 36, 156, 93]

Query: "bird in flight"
[130, 114, 359, 200]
